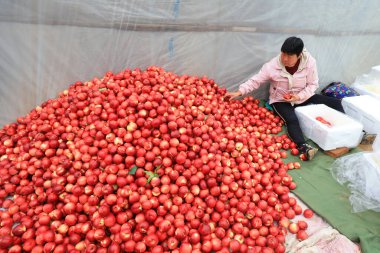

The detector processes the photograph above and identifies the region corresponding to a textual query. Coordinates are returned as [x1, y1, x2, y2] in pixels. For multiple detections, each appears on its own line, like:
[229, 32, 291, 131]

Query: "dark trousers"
[271, 94, 345, 146]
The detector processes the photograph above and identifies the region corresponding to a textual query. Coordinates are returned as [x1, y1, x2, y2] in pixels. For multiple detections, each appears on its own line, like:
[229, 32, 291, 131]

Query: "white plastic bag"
[351, 66, 380, 100]
[331, 151, 380, 213]
[352, 65, 380, 86]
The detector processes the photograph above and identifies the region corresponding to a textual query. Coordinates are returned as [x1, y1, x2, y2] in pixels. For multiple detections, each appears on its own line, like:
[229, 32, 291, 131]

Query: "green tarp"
[287, 147, 380, 253]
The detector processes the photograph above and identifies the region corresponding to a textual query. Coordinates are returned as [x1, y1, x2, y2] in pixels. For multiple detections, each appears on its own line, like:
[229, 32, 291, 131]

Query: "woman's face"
[281, 52, 300, 67]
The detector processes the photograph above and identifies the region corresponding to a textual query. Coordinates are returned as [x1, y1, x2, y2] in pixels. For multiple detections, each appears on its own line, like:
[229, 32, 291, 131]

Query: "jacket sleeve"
[238, 63, 271, 96]
[296, 57, 319, 101]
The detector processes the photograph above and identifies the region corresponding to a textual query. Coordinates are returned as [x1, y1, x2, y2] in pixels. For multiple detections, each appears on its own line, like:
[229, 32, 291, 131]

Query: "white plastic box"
[342, 95, 380, 134]
[295, 104, 364, 151]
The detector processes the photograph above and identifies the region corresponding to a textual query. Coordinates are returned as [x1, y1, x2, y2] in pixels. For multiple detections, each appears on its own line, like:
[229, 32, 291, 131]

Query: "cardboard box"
[295, 104, 364, 151]
[342, 95, 380, 134]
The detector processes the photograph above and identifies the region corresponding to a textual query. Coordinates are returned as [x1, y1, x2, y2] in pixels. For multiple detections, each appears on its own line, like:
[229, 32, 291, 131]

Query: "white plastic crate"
[295, 104, 364, 151]
[342, 95, 380, 134]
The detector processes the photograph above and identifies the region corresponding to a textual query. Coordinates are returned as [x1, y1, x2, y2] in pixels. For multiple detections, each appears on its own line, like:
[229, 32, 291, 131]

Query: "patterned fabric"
[321, 82, 359, 99]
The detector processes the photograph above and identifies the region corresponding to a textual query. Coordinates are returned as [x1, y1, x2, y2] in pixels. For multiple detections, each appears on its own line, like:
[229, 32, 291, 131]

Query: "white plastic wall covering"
[2, 1, 380, 127]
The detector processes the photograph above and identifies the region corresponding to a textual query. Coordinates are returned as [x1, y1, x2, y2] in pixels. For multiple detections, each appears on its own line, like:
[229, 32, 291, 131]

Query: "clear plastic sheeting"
[2, 1, 380, 127]
[331, 152, 380, 213]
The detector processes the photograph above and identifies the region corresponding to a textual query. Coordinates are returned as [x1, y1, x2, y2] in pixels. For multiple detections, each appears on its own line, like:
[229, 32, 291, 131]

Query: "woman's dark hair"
[281, 37, 304, 56]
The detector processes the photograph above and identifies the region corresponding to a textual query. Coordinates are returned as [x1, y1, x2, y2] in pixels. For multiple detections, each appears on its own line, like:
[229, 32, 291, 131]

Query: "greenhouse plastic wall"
[1, 0, 380, 127]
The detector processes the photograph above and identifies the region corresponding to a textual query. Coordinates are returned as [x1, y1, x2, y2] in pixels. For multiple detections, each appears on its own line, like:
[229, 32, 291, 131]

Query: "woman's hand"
[224, 91, 242, 100]
[283, 93, 300, 102]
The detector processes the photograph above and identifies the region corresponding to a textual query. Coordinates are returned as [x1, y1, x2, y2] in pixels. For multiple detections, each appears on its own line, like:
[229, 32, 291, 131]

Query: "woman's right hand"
[224, 91, 242, 100]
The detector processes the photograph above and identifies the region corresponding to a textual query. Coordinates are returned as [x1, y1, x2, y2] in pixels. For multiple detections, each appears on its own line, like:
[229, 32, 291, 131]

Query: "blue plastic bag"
[321, 82, 359, 99]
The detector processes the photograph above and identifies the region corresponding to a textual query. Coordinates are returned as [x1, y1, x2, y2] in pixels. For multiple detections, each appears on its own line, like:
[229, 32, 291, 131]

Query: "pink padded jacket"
[238, 50, 319, 104]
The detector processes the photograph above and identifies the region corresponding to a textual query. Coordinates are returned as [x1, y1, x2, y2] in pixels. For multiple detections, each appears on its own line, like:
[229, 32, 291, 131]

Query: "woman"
[225, 36, 344, 160]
